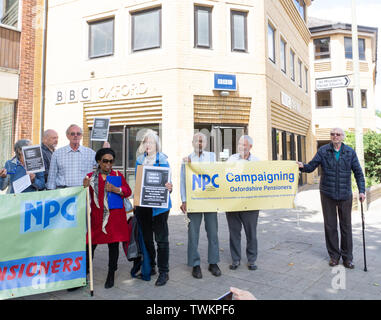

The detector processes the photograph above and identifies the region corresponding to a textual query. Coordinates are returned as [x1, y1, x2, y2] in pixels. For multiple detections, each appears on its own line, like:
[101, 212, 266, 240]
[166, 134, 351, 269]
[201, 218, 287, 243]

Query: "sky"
[309, 0, 381, 112]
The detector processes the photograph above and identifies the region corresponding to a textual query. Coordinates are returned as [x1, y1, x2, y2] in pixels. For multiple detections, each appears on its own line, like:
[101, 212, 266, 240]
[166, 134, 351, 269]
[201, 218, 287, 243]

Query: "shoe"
[208, 264, 222, 277]
[247, 263, 257, 271]
[104, 271, 115, 289]
[329, 258, 339, 267]
[155, 273, 169, 286]
[192, 266, 203, 279]
[343, 260, 355, 269]
[229, 261, 240, 270]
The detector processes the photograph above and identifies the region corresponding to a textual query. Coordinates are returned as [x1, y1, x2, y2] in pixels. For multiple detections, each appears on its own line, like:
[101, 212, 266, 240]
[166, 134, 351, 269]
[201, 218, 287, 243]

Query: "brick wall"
[14, 0, 37, 141]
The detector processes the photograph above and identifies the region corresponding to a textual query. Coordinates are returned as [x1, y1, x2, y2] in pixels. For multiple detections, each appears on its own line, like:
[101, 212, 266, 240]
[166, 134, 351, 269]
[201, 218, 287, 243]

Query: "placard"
[134, 165, 170, 209]
[90, 117, 110, 141]
[22, 145, 45, 174]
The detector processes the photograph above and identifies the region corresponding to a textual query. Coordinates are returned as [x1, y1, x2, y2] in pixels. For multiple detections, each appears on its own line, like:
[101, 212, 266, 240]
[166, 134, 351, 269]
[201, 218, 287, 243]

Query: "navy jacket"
[300, 143, 365, 201]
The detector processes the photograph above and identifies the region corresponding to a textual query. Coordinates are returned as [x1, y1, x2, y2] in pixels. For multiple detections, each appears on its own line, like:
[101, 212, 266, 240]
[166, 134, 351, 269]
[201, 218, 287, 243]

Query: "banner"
[0, 187, 87, 300]
[186, 161, 299, 213]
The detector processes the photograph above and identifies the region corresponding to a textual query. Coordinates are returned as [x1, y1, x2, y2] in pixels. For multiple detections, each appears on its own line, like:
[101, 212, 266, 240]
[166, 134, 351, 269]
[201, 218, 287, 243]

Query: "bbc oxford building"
[41, 0, 315, 211]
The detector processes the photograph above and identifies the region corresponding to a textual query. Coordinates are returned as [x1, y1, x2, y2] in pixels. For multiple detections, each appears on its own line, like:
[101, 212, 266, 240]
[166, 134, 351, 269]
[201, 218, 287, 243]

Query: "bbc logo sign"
[55, 87, 91, 105]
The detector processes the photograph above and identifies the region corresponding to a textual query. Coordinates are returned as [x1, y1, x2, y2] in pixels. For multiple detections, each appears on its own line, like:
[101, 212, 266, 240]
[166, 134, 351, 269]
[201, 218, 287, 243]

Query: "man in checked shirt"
[47, 124, 97, 190]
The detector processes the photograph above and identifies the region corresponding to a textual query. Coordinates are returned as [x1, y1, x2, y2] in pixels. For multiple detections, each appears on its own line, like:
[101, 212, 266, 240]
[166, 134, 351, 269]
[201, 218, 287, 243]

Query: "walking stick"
[86, 188, 95, 295]
[360, 201, 367, 272]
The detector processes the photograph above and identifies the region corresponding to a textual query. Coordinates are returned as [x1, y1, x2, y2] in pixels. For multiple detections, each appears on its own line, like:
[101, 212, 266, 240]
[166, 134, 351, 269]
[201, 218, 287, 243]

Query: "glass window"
[0, 101, 14, 167]
[298, 59, 303, 88]
[294, 0, 306, 21]
[268, 23, 276, 63]
[231, 11, 247, 52]
[305, 67, 308, 93]
[344, 37, 366, 60]
[361, 90, 367, 108]
[290, 50, 295, 81]
[347, 89, 354, 108]
[314, 37, 330, 60]
[316, 90, 332, 108]
[88, 18, 114, 59]
[132, 7, 161, 52]
[195, 6, 212, 48]
[280, 38, 286, 73]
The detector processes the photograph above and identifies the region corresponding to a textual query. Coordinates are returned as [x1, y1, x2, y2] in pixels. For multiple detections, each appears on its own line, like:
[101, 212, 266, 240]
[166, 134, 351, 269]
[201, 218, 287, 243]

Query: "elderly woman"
[84, 148, 132, 289]
[0, 139, 45, 193]
[134, 130, 172, 286]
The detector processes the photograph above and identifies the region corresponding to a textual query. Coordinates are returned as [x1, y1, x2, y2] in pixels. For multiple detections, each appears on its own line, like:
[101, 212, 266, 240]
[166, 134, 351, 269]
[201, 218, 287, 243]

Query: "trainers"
[247, 263, 257, 271]
[229, 261, 240, 270]
[155, 273, 169, 286]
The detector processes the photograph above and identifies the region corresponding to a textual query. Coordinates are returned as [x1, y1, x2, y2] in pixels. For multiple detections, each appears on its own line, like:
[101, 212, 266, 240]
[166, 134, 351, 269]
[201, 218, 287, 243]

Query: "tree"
[345, 130, 381, 186]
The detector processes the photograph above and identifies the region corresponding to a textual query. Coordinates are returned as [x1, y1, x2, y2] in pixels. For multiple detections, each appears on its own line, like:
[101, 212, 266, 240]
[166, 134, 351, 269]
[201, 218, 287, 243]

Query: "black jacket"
[300, 143, 365, 201]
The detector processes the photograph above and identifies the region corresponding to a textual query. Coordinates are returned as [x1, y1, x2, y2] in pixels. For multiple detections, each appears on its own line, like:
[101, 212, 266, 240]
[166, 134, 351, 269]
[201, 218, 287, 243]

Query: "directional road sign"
[315, 75, 350, 90]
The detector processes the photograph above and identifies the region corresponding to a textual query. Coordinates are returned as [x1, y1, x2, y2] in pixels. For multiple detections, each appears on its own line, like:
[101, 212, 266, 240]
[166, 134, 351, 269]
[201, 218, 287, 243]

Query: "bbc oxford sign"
[315, 75, 351, 91]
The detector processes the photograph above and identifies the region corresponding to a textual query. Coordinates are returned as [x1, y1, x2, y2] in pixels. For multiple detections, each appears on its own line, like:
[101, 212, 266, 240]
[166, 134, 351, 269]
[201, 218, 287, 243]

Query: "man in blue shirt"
[47, 124, 96, 189]
[180, 132, 221, 279]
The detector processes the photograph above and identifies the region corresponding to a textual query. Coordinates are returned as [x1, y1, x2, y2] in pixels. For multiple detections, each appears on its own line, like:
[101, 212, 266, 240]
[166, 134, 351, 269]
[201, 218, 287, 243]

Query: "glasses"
[330, 133, 342, 137]
[70, 132, 82, 136]
[101, 159, 114, 164]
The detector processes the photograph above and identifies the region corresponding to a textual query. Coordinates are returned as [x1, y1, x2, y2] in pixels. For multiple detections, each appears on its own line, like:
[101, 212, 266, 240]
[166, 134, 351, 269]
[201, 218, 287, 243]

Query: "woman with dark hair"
[83, 148, 132, 288]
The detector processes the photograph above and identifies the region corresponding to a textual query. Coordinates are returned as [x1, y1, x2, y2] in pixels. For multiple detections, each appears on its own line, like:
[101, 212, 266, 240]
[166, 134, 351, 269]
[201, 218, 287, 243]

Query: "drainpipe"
[39, 0, 48, 141]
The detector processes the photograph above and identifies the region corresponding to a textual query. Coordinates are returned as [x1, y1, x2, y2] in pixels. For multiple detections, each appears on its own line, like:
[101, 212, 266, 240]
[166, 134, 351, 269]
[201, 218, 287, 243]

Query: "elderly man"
[41, 129, 58, 183]
[297, 127, 365, 269]
[47, 124, 96, 190]
[180, 132, 221, 279]
[226, 135, 260, 271]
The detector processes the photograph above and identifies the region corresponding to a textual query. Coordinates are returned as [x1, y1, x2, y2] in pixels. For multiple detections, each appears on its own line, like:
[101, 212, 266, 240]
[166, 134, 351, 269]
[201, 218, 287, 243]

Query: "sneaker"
[155, 273, 169, 286]
[229, 261, 240, 270]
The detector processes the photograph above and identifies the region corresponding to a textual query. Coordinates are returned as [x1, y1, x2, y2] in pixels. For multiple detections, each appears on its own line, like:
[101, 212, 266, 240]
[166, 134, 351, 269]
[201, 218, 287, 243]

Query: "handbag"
[124, 198, 134, 213]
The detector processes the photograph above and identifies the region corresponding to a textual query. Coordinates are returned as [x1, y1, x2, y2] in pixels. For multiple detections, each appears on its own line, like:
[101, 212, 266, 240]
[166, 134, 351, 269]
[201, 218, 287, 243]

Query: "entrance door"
[194, 125, 246, 161]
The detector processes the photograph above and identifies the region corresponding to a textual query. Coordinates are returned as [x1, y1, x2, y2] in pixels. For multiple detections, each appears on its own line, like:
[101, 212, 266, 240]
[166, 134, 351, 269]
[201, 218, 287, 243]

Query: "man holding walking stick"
[297, 127, 365, 269]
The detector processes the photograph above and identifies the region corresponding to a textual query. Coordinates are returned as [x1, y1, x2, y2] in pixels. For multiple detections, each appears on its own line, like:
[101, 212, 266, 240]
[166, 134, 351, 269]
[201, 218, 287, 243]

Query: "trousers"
[225, 210, 259, 264]
[187, 212, 219, 267]
[320, 192, 353, 261]
[86, 242, 119, 273]
[135, 206, 170, 274]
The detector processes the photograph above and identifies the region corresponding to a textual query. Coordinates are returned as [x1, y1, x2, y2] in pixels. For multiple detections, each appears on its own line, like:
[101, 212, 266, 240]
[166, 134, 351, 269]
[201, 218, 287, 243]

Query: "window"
[88, 18, 114, 59]
[344, 37, 366, 60]
[316, 90, 332, 108]
[293, 0, 306, 21]
[347, 89, 354, 108]
[268, 23, 276, 63]
[132, 7, 161, 52]
[314, 37, 330, 60]
[290, 50, 295, 81]
[194, 6, 212, 48]
[231, 11, 247, 52]
[361, 90, 367, 108]
[280, 38, 287, 73]
[305, 67, 309, 93]
[298, 59, 302, 88]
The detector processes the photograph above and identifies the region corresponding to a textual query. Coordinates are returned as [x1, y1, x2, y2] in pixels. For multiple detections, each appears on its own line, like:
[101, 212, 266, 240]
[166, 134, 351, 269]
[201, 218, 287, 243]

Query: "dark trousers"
[226, 210, 259, 264]
[135, 207, 169, 274]
[86, 242, 119, 273]
[320, 192, 353, 262]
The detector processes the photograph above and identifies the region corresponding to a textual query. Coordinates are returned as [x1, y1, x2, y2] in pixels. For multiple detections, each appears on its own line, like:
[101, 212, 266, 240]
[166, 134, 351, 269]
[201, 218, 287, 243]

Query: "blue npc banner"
[0, 187, 87, 300]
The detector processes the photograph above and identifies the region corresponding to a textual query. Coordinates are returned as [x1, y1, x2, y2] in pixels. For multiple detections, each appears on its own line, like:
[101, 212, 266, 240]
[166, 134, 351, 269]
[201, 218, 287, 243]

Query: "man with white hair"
[297, 127, 365, 269]
[226, 135, 260, 271]
[41, 129, 58, 183]
[47, 124, 96, 189]
[180, 132, 221, 279]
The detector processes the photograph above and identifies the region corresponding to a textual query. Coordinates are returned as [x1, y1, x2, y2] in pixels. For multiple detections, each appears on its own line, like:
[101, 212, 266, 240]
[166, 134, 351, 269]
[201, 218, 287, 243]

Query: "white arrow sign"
[315, 76, 350, 90]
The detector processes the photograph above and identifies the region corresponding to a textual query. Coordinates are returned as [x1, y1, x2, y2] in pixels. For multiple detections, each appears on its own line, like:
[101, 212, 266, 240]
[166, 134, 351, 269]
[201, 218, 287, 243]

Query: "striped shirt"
[46, 145, 96, 189]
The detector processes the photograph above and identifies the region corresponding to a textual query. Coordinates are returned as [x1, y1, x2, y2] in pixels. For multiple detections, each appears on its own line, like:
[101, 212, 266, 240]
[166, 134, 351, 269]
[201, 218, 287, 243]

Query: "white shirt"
[227, 153, 260, 162]
[180, 151, 216, 202]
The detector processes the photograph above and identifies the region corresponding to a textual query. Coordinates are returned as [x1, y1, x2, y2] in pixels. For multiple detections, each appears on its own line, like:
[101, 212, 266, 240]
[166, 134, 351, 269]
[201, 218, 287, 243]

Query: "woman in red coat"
[84, 148, 132, 289]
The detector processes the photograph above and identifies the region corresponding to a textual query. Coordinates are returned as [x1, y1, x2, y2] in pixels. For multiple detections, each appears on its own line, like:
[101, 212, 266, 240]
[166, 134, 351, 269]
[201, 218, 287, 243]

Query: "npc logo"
[20, 196, 78, 233]
[192, 174, 220, 191]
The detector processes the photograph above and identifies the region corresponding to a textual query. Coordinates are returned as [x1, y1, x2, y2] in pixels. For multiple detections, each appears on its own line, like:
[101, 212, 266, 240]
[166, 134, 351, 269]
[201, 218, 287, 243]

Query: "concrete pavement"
[16, 186, 381, 300]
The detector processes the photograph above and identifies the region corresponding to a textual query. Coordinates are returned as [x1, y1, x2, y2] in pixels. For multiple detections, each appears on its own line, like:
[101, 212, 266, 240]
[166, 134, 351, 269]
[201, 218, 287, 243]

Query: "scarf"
[89, 167, 110, 234]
